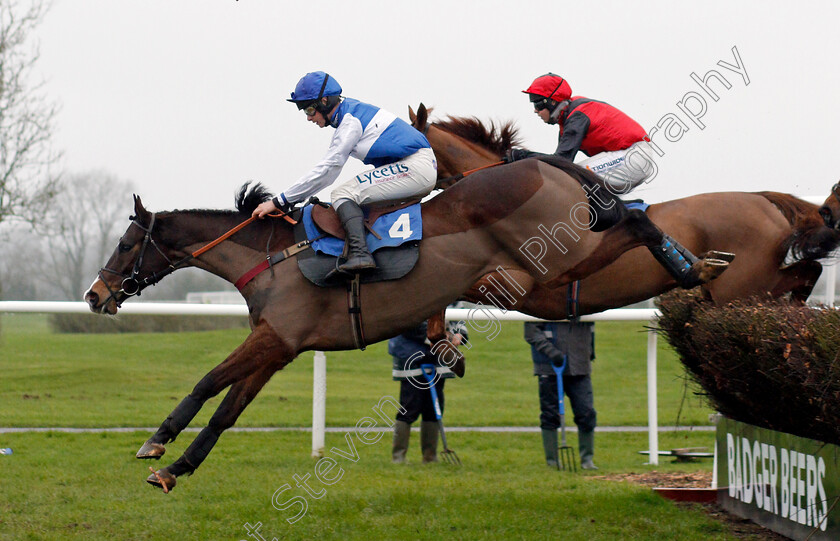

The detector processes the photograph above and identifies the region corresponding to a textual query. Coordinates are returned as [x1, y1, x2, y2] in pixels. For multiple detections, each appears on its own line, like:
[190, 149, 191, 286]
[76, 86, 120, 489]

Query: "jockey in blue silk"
[253, 71, 437, 274]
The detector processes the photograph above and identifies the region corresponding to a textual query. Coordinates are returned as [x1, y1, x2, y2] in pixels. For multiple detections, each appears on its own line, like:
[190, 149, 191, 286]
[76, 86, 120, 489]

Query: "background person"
[524, 319, 598, 470]
[389, 316, 468, 463]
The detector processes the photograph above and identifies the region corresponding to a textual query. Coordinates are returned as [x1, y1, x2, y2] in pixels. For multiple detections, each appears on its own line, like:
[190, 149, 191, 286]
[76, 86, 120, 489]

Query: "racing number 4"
[388, 212, 412, 240]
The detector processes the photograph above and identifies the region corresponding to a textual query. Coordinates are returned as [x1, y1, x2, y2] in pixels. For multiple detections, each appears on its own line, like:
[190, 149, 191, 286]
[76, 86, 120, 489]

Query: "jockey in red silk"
[508, 72, 708, 288]
[510, 72, 656, 194]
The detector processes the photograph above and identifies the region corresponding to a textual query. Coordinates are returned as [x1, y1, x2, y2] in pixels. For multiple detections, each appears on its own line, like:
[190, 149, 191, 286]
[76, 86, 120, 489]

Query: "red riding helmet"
[522, 73, 572, 102]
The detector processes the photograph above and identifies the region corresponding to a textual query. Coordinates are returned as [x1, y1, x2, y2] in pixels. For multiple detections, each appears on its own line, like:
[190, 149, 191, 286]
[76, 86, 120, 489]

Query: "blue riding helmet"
[288, 71, 342, 104]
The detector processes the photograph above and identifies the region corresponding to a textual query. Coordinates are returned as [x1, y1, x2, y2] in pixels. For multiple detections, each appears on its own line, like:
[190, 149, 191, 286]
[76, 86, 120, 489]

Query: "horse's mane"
[235, 181, 273, 214]
[435, 116, 522, 157]
[755, 191, 840, 261]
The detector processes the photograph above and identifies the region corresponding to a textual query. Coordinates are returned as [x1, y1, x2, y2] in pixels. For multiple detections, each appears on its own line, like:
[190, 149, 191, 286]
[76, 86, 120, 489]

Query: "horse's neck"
[165, 213, 293, 284]
[432, 129, 499, 172]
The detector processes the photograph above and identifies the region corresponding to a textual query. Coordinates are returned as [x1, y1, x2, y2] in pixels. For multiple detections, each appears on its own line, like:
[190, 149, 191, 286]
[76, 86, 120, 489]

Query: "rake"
[552, 360, 577, 472]
[421, 364, 461, 465]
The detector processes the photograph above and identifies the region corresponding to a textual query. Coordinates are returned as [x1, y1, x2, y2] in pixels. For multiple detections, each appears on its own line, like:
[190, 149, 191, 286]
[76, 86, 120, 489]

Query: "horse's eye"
[119, 243, 133, 253]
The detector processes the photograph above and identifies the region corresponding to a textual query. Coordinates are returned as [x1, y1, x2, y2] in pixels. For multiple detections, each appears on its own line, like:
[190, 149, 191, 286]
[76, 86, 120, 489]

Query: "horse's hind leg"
[136, 322, 292, 460]
[146, 362, 280, 491]
[545, 209, 663, 288]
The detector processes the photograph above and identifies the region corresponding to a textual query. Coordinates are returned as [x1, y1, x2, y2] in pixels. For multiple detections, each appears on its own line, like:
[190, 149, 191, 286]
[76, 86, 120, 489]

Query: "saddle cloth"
[296, 202, 423, 288]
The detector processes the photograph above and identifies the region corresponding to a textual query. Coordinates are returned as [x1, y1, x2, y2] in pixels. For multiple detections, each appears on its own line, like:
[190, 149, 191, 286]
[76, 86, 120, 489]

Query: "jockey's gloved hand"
[271, 196, 294, 215]
[502, 148, 534, 163]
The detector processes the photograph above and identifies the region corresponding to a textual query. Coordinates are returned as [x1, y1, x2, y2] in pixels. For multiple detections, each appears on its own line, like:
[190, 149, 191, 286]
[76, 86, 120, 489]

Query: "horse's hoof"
[704, 250, 736, 263]
[696, 258, 730, 283]
[146, 467, 176, 493]
[136, 440, 166, 459]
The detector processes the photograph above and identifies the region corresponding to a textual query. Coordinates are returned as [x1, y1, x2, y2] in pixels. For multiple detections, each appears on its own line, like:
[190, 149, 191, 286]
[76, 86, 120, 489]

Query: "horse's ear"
[416, 103, 428, 132]
[408, 105, 416, 124]
[133, 194, 150, 222]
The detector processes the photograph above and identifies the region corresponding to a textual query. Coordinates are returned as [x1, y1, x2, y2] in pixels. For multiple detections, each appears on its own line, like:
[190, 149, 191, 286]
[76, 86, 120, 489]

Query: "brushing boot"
[420, 421, 439, 463]
[541, 428, 559, 468]
[648, 233, 702, 288]
[392, 420, 411, 464]
[336, 201, 377, 274]
[579, 430, 597, 470]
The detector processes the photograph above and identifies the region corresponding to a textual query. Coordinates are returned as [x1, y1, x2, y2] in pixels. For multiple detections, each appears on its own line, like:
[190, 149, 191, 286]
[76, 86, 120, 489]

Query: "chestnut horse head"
[819, 181, 840, 230]
[409, 103, 519, 186]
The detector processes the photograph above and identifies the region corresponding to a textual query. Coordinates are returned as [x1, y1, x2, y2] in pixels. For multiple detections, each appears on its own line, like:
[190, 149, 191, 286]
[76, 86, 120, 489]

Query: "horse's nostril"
[85, 291, 99, 307]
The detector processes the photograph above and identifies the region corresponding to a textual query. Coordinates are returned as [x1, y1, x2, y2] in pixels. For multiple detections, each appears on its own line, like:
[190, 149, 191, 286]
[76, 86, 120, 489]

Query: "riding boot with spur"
[541, 428, 559, 468]
[392, 420, 411, 464]
[336, 201, 377, 274]
[420, 421, 439, 463]
[579, 430, 598, 470]
[647, 233, 702, 289]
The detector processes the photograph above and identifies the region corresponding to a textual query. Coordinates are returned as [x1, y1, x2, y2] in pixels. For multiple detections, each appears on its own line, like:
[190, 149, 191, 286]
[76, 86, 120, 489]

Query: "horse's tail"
[756, 191, 840, 262]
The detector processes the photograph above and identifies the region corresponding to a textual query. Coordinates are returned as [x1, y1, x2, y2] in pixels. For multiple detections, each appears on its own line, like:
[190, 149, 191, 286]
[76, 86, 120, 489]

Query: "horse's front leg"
[146, 361, 281, 492]
[136, 322, 292, 461]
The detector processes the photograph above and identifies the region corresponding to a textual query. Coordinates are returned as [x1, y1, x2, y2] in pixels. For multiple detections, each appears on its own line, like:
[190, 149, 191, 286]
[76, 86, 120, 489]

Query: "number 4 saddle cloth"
[295, 202, 422, 288]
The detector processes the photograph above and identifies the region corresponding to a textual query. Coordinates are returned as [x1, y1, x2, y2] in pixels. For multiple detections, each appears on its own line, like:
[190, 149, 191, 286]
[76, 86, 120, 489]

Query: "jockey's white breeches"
[331, 148, 438, 206]
[577, 141, 658, 196]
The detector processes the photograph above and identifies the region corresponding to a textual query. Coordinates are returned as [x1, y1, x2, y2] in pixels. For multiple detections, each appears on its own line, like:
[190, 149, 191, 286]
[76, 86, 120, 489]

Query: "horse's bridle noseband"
[96, 213, 181, 308]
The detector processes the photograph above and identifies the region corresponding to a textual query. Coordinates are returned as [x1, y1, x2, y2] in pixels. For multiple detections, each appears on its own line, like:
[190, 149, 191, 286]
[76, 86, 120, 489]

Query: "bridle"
[95, 210, 296, 309]
[96, 213, 182, 308]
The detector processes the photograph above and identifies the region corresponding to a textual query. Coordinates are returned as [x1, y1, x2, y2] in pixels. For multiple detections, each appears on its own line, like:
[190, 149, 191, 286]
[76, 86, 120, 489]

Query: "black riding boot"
[336, 201, 377, 273]
[648, 234, 702, 289]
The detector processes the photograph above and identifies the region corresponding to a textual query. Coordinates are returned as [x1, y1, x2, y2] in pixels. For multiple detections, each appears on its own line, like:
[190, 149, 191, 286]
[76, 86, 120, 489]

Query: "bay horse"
[410, 103, 840, 314]
[84, 152, 727, 491]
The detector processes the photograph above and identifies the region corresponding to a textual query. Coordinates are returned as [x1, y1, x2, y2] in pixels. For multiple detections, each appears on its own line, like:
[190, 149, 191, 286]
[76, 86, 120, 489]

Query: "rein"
[437, 161, 505, 186]
[98, 209, 297, 307]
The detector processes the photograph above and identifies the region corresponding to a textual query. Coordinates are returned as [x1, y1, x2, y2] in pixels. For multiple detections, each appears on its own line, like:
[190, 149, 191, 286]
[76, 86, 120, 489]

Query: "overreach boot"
[420, 421, 439, 463]
[647, 233, 702, 288]
[336, 201, 377, 273]
[391, 420, 411, 464]
[541, 428, 559, 468]
[579, 430, 597, 470]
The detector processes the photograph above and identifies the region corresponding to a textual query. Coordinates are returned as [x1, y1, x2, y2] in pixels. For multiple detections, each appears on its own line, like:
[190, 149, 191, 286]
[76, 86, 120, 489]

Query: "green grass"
[0, 431, 727, 541]
[0, 315, 713, 428]
[0, 314, 736, 540]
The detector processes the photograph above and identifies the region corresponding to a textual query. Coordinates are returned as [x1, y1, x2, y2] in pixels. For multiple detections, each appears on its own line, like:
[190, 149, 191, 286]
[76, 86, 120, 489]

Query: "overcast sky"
[33, 0, 840, 212]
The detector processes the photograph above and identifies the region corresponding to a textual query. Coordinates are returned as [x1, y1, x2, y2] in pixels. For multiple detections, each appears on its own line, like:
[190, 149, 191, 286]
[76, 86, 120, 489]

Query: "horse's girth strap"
[347, 274, 366, 351]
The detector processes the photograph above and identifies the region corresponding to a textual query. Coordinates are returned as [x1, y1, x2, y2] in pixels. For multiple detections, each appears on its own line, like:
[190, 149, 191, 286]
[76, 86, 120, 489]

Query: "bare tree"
[0, 0, 60, 231]
[44, 171, 135, 300]
[0, 223, 42, 300]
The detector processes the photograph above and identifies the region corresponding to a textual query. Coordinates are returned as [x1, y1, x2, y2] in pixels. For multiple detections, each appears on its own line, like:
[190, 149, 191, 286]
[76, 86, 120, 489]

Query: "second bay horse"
[411, 103, 839, 315]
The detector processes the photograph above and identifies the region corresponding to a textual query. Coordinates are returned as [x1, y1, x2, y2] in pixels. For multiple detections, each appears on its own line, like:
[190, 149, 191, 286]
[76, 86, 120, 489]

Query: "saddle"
[310, 198, 421, 240]
[295, 200, 423, 288]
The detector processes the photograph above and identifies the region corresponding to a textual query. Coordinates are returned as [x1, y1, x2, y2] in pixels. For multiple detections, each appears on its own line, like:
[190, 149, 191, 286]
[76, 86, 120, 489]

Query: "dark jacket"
[390, 318, 468, 381]
[524, 321, 595, 377]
